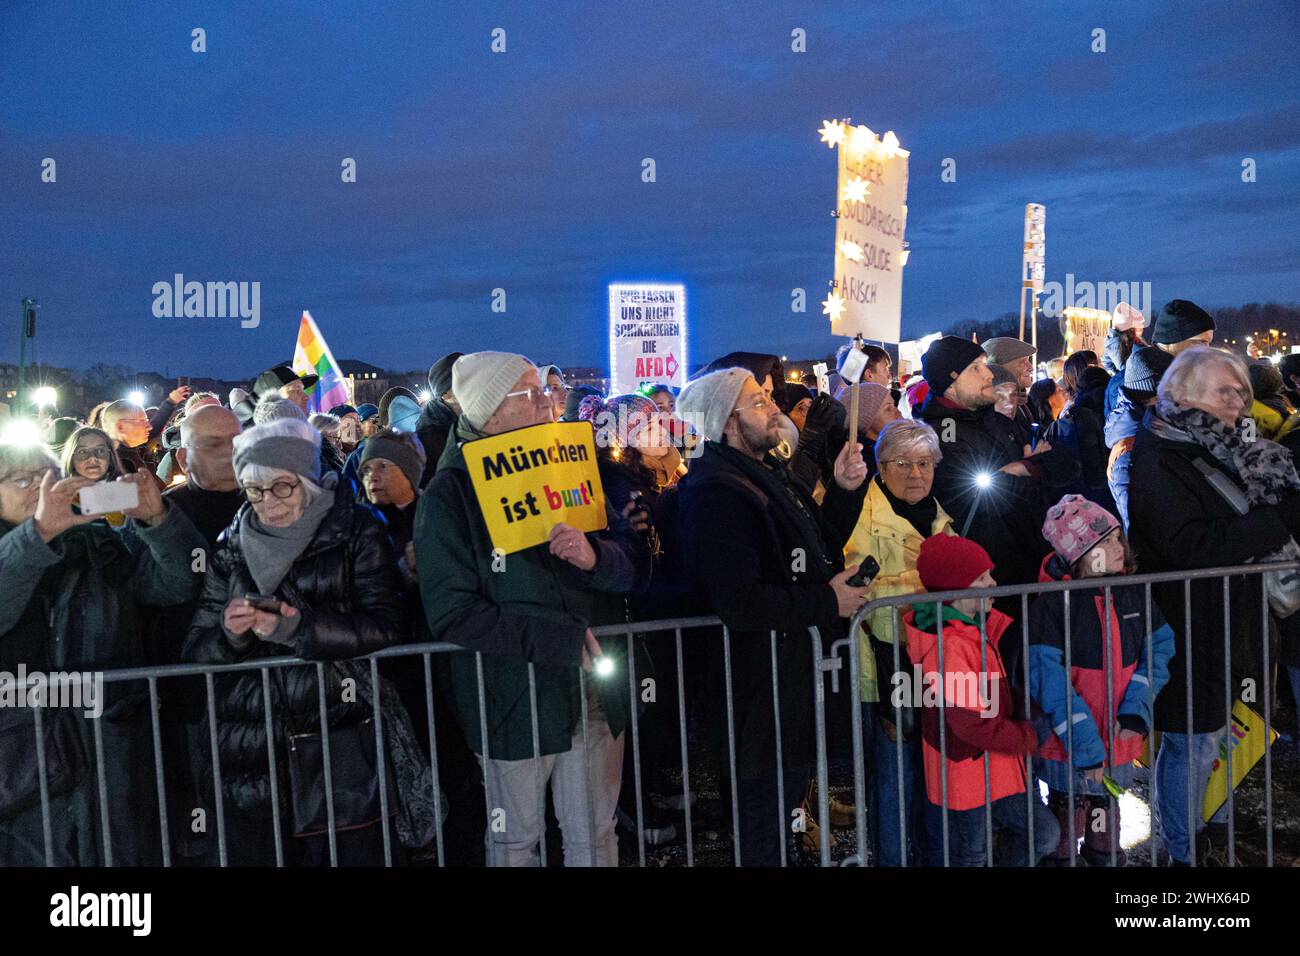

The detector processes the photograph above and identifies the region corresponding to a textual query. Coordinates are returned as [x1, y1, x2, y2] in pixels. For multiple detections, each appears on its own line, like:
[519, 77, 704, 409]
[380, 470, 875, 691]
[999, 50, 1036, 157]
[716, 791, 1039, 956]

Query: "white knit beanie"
[677, 367, 753, 443]
[452, 351, 538, 431]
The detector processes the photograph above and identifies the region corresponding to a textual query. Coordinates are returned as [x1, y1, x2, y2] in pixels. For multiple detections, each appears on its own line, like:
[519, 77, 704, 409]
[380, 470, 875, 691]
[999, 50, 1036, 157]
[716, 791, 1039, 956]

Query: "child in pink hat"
[1029, 494, 1174, 866]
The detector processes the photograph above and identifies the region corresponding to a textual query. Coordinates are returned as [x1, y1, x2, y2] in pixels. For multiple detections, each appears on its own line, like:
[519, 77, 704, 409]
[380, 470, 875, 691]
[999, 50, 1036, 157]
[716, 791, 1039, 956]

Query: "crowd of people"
[2, 295, 1299, 868]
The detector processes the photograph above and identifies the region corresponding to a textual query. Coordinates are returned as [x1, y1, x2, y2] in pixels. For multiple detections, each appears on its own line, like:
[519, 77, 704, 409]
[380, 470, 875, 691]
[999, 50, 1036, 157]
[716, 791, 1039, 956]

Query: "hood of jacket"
[416, 397, 458, 434]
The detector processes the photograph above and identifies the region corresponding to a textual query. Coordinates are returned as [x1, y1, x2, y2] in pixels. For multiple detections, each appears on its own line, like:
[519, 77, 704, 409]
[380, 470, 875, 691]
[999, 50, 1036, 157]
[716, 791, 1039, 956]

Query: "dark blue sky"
[2, 1, 1297, 379]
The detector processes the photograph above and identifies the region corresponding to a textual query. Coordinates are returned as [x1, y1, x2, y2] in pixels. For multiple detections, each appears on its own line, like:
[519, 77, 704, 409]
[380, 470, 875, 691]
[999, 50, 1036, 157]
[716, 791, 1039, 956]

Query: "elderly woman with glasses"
[183, 417, 419, 866]
[842, 418, 956, 866]
[1128, 345, 1300, 864]
[0, 439, 204, 865]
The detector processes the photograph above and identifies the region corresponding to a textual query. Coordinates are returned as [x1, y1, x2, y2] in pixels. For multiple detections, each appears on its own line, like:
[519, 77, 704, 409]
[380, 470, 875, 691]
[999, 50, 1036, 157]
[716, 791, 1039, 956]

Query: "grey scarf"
[239, 477, 338, 595]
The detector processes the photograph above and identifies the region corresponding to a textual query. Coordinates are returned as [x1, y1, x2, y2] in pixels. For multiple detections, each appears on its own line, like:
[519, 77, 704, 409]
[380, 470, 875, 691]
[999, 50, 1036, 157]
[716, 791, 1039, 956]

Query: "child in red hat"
[905, 534, 1059, 866]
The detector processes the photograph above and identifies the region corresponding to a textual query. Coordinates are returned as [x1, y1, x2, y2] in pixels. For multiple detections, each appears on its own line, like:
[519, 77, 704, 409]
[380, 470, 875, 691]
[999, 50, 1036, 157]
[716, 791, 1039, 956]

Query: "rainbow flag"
[292, 310, 351, 415]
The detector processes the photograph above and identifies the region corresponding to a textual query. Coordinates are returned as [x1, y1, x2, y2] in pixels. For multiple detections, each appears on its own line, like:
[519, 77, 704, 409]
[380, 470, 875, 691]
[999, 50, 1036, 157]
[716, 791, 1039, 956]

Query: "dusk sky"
[2, 1, 1298, 380]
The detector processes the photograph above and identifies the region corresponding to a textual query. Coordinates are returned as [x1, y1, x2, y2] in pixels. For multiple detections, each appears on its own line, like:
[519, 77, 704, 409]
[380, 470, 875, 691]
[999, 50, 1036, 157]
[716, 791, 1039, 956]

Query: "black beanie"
[922, 336, 987, 393]
[1122, 346, 1175, 401]
[428, 352, 463, 398]
[1152, 300, 1214, 345]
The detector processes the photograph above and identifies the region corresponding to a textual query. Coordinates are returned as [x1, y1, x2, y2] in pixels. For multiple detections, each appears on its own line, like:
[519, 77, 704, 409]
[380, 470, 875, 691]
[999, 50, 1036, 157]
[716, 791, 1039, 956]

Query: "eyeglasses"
[241, 479, 300, 502]
[731, 394, 776, 415]
[504, 387, 548, 405]
[73, 447, 111, 461]
[886, 458, 934, 473]
[1, 472, 41, 490]
[1213, 385, 1251, 405]
[544, 384, 568, 396]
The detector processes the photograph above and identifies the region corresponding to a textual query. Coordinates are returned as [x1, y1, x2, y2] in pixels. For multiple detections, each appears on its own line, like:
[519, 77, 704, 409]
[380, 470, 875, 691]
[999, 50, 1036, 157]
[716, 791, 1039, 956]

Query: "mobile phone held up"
[78, 481, 139, 516]
[245, 595, 283, 614]
[846, 556, 881, 588]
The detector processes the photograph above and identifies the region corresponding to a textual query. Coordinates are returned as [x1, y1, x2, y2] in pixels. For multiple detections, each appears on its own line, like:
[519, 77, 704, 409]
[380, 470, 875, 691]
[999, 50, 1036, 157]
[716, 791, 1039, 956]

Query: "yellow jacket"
[1250, 400, 1300, 442]
[843, 479, 956, 702]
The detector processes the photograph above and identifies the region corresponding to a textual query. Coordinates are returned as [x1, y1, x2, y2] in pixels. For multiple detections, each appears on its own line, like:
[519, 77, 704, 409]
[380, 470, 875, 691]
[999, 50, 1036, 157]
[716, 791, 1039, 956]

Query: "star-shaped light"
[818, 119, 846, 148]
[880, 130, 901, 157]
[847, 124, 875, 155]
[841, 175, 870, 203]
[822, 291, 846, 322]
[838, 240, 864, 262]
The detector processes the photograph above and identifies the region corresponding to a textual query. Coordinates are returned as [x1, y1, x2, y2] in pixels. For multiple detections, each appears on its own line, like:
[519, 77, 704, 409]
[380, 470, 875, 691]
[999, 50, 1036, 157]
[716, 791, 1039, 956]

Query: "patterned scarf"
[1152, 398, 1300, 563]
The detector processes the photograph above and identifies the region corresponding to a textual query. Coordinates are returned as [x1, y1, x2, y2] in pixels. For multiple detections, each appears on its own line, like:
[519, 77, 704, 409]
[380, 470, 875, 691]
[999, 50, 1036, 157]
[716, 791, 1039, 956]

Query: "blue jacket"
[1104, 391, 1145, 528]
[1028, 556, 1175, 770]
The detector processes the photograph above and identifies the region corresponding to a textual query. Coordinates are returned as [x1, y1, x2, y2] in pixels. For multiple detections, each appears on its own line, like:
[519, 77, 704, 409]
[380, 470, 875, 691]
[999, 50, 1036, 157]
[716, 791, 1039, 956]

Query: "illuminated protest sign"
[819, 122, 910, 343]
[608, 283, 687, 395]
[464, 421, 608, 555]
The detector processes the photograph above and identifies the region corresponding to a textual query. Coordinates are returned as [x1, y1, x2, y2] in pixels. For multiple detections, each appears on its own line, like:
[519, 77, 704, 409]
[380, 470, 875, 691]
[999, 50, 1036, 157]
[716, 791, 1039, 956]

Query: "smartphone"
[79, 481, 139, 515]
[178, 376, 191, 388]
[245, 594, 283, 614]
[846, 556, 881, 588]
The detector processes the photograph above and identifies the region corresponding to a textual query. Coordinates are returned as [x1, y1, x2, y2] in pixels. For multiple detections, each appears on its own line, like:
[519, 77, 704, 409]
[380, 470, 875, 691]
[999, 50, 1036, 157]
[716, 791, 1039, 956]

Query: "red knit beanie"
[916, 535, 995, 593]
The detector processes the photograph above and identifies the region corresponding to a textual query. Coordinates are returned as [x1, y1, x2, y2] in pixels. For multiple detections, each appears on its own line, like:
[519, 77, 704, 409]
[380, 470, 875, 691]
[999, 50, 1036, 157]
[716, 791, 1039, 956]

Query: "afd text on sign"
[608, 282, 687, 395]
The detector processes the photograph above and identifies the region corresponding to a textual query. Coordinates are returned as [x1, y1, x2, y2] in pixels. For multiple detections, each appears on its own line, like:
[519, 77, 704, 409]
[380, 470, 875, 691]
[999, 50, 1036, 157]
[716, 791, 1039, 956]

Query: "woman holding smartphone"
[59, 425, 128, 525]
[0, 440, 204, 865]
[183, 418, 424, 866]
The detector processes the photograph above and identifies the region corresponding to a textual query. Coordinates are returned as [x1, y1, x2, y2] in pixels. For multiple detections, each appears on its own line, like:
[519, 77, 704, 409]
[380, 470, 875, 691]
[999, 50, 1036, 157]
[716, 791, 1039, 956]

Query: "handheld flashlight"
[593, 656, 615, 678]
[1102, 775, 1127, 799]
[974, 472, 992, 489]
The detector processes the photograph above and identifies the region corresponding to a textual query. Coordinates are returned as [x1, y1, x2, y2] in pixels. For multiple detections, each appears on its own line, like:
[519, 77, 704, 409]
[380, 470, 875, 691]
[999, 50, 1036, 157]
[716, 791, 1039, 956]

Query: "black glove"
[803, 392, 838, 436]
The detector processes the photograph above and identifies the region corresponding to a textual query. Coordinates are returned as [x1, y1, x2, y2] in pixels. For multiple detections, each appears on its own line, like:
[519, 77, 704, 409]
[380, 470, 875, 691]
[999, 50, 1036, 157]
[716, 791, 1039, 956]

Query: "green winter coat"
[414, 420, 651, 760]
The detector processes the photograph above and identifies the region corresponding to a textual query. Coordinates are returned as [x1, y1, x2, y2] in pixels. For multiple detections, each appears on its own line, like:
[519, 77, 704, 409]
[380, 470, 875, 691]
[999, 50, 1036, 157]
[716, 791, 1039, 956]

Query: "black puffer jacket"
[183, 486, 406, 814]
[1128, 414, 1300, 733]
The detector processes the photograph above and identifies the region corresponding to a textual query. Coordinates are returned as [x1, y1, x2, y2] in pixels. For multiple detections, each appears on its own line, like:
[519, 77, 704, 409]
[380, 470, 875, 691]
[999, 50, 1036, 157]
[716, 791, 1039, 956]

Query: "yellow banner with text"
[464, 421, 607, 555]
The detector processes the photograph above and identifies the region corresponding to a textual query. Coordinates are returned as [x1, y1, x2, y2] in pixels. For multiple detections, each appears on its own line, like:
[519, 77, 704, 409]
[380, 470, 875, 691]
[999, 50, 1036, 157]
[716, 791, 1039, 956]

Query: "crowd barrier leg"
[204, 672, 227, 867]
[259, 667, 285, 867]
[674, 628, 694, 867]
[422, 653, 446, 867]
[771, 631, 786, 867]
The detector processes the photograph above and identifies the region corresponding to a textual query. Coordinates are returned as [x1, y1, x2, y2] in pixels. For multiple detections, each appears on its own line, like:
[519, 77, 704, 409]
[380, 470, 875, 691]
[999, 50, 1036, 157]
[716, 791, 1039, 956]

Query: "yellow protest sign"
[464, 421, 607, 555]
[1202, 701, 1277, 822]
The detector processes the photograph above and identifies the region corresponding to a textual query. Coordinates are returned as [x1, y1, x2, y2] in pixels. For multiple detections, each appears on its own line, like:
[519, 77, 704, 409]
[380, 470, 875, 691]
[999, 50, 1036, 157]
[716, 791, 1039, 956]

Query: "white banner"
[831, 130, 909, 342]
[608, 283, 687, 395]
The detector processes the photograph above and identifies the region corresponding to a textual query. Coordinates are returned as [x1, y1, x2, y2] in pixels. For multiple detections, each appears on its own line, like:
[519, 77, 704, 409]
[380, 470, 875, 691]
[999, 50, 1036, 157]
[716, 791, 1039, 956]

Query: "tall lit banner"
[818, 121, 909, 342]
[1020, 203, 1046, 346]
[608, 283, 686, 395]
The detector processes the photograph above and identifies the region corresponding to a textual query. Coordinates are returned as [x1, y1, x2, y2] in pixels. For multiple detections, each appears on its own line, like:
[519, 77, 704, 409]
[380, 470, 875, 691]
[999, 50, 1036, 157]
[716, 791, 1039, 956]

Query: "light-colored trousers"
[479, 692, 624, 867]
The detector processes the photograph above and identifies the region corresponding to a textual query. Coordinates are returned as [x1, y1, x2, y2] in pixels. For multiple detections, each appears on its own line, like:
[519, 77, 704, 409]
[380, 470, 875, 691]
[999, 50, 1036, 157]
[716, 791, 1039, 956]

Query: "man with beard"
[676, 366, 871, 865]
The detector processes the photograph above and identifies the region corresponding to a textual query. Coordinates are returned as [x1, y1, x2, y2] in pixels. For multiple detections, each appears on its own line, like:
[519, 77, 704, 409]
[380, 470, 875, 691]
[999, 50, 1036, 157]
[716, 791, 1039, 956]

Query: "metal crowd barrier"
[2, 562, 1293, 867]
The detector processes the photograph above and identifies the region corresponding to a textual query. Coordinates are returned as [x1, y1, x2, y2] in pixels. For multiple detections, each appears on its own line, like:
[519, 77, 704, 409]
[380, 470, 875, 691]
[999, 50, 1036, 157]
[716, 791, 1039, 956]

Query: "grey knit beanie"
[360, 428, 426, 493]
[452, 351, 538, 431]
[677, 367, 753, 443]
[233, 418, 322, 484]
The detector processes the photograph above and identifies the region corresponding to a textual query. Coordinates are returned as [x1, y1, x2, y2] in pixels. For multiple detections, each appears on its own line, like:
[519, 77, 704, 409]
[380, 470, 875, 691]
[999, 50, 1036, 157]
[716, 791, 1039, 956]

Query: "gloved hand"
[802, 393, 839, 437]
